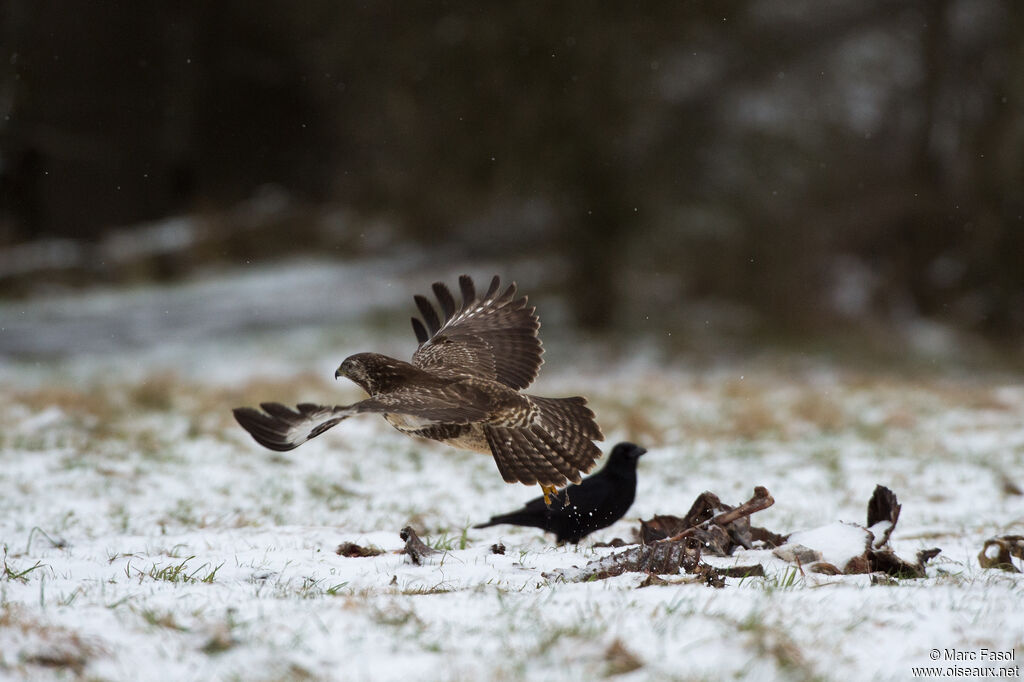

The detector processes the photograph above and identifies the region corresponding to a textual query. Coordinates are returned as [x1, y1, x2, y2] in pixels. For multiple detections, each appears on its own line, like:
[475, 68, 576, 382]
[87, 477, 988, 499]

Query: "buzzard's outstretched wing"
[410, 275, 543, 390]
[233, 392, 489, 452]
[232, 403, 352, 452]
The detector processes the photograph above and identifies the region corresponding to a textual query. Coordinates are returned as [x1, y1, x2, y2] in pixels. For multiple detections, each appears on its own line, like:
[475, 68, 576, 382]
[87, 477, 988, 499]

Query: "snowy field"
[1, 261, 1023, 681]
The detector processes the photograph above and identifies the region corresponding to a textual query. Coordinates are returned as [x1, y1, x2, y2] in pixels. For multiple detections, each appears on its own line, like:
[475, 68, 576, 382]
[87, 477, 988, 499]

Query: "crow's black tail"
[473, 510, 547, 531]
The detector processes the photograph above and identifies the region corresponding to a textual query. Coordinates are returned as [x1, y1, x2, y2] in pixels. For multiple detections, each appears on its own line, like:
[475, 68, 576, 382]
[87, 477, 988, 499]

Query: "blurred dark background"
[1, 1, 1022, 347]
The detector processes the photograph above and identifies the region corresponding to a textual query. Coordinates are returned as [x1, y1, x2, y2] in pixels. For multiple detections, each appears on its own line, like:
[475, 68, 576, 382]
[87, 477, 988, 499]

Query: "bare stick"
[661, 486, 774, 543]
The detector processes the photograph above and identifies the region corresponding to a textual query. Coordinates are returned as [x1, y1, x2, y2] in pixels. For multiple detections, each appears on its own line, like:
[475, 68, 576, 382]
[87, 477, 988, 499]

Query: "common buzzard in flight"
[233, 275, 604, 501]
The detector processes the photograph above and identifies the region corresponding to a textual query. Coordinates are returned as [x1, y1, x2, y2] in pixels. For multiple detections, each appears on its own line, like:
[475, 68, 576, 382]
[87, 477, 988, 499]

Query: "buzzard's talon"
[542, 484, 558, 507]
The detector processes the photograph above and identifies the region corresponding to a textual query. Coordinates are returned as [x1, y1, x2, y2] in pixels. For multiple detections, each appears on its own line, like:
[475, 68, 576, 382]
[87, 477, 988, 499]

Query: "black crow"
[472, 442, 646, 544]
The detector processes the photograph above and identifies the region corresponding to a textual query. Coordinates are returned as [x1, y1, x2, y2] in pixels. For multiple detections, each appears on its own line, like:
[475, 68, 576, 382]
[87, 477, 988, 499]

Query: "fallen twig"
[661, 486, 775, 543]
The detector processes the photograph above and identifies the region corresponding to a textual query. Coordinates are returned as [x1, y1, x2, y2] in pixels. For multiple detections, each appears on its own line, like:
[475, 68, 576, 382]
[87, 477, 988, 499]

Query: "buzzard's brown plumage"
[233, 275, 604, 490]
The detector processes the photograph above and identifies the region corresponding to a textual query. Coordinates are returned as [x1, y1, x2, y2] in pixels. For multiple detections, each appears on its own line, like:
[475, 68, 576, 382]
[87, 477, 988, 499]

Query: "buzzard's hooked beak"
[336, 359, 354, 381]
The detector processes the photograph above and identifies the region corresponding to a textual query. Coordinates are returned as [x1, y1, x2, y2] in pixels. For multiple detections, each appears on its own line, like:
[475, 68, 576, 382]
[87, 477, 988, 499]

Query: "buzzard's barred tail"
[484, 395, 603, 488]
[233, 402, 354, 452]
[530, 395, 604, 478]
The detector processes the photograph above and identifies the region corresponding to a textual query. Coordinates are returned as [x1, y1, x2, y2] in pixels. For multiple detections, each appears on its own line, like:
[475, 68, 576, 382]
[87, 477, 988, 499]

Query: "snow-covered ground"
[1, 261, 1022, 681]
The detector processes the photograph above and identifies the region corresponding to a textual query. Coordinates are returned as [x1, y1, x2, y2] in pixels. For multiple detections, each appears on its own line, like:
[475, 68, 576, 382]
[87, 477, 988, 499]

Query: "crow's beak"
[636, 447, 647, 457]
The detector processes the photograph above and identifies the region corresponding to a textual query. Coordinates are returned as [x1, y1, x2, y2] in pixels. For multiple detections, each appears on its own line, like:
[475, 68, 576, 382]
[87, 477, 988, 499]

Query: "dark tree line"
[1, 1, 1022, 336]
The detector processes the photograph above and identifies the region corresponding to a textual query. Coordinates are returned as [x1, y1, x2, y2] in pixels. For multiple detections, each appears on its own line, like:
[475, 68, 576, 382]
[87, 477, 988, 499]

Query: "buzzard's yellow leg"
[541, 484, 558, 506]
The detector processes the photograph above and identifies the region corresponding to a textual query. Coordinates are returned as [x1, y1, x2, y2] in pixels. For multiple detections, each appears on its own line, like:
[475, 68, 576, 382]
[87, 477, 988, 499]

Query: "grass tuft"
[1, 548, 46, 583]
[126, 556, 223, 585]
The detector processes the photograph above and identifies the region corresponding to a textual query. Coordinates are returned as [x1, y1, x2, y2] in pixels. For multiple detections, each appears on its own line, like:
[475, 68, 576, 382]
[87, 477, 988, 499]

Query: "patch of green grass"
[139, 607, 189, 631]
[254, 573, 345, 600]
[397, 582, 456, 596]
[1, 547, 46, 583]
[293, 576, 328, 599]
[428, 524, 471, 551]
[325, 582, 349, 596]
[128, 556, 222, 584]
[23, 527, 67, 554]
[56, 586, 86, 607]
[757, 565, 803, 592]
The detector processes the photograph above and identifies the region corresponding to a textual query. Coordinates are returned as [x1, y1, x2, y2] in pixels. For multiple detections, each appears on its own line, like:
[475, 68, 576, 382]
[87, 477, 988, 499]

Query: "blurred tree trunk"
[966, 0, 1024, 334]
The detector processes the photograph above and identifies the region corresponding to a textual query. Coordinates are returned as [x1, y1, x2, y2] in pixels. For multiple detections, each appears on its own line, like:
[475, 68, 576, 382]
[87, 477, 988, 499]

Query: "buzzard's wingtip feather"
[414, 294, 441, 334]
[260, 402, 298, 419]
[495, 282, 516, 305]
[485, 275, 501, 300]
[458, 275, 476, 307]
[432, 282, 456, 319]
[233, 406, 296, 452]
[233, 406, 267, 432]
[411, 317, 429, 344]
